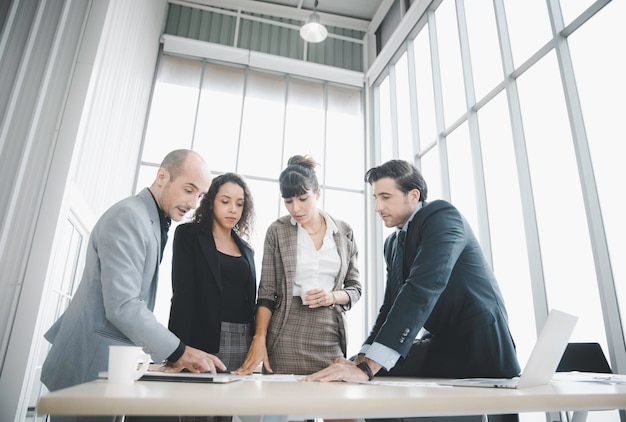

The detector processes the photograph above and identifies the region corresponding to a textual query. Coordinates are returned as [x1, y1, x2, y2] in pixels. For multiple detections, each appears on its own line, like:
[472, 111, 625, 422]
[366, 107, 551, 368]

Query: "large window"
[137, 55, 366, 357]
[372, 1, 624, 420]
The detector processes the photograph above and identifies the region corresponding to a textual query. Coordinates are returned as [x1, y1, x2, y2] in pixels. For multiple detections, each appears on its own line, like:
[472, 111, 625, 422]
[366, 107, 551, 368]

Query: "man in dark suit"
[306, 159, 520, 382]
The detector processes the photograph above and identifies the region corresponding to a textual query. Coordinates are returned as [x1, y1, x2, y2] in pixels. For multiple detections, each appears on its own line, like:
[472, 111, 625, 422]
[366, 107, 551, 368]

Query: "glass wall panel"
[502, 0, 552, 68]
[283, 78, 325, 167]
[142, 56, 202, 163]
[560, 0, 597, 27]
[464, 0, 503, 102]
[238, 71, 286, 178]
[517, 52, 605, 346]
[135, 165, 157, 194]
[377, 76, 393, 163]
[569, 0, 626, 334]
[245, 178, 282, 269]
[478, 92, 534, 364]
[139, 55, 366, 355]
[325, 85, 365, 190]
[419, 147, 442, 201]
[446, 123, 479, 236]
[195, 64, 245, 173]
[435, 0, 466, 127]
[395, 53, 414, 161]
[412, 26, 437, 145]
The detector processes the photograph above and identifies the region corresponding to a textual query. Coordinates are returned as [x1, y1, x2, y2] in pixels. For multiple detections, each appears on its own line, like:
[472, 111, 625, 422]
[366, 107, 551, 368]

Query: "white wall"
[0, 0, 168, 420]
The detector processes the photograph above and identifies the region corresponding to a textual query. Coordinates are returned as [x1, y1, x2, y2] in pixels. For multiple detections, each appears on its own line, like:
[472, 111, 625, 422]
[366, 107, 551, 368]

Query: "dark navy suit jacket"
[365, 200, 520, 378]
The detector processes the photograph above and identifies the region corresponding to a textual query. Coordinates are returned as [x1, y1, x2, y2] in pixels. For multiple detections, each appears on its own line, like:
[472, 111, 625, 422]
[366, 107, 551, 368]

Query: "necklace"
[304, 217, 325, 236]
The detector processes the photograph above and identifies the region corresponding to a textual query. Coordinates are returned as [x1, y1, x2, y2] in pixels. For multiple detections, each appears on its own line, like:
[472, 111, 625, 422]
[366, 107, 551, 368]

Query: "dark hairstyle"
[279, 155, 320, 199]
[192, 173, 255, 241]
[160, 149, 194, 180]
[364, 159, 428, 201]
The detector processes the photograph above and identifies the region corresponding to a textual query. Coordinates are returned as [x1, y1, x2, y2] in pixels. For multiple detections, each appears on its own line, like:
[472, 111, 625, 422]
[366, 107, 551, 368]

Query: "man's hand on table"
[161, 346, 226, 373]
[304, 357, 381, 382]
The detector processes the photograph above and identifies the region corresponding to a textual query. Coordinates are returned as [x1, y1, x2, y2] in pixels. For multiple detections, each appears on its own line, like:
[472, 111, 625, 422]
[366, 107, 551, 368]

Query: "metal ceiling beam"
[172, 0, 372, 32]
[368, 0, 395, 34]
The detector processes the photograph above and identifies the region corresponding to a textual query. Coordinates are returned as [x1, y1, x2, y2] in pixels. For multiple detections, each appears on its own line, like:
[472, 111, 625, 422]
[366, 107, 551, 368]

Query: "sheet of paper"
[244, 374, 305, 382]
[553, 372, 626, 384]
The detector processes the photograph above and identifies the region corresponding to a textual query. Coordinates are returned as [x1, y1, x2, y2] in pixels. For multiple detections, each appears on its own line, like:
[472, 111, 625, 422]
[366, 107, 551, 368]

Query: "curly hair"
[192, 172, 255, 241]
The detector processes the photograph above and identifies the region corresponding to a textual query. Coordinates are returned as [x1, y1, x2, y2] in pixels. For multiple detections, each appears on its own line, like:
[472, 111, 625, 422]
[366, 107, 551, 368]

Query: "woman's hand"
[231, 335, 272, 375]
[304, 288, 335, 308]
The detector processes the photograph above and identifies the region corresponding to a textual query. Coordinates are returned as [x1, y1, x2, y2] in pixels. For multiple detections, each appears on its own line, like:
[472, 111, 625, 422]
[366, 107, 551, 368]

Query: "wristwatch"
[356, 360, 374, 381]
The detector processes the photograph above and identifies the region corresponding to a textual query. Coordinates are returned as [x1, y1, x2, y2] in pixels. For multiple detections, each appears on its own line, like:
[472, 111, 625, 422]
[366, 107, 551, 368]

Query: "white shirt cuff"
[366, 342, 401, 371]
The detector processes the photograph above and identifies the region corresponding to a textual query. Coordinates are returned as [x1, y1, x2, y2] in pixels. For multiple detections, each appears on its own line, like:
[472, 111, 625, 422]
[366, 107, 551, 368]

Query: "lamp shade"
[300, 12, 327, 43]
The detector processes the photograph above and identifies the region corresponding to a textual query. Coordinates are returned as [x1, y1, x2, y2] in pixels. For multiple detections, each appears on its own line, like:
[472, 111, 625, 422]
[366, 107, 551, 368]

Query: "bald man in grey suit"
[41, 150, 224, 422]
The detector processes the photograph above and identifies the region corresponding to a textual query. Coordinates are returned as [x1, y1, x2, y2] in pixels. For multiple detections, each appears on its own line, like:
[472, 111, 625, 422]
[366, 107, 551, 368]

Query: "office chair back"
[556, 342, 612, 374]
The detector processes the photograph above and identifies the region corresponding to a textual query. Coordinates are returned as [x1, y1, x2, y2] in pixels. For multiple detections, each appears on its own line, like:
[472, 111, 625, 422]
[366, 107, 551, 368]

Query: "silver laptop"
[439, 309, 578, 389]
[98, 371, 242, 383]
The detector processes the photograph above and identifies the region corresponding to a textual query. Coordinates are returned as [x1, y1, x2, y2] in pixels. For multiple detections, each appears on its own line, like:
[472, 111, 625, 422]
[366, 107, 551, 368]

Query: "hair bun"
[287, 154, 317, 169]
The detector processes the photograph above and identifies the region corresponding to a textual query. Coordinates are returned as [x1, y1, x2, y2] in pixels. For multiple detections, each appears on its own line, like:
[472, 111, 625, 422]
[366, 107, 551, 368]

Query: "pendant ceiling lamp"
[300, 0, 327, 43]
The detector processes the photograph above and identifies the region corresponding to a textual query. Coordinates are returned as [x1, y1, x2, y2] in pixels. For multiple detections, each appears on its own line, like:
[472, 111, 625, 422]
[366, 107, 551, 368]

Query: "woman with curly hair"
[169, 172, 256, 378]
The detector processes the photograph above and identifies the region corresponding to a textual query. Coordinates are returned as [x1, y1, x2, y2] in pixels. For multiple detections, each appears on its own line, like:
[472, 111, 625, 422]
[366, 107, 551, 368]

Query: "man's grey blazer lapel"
[138, 188, 162, 271]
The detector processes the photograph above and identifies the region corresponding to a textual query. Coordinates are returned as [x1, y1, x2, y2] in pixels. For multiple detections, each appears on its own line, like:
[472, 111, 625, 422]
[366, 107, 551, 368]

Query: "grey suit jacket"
[41, 188, 180, 391]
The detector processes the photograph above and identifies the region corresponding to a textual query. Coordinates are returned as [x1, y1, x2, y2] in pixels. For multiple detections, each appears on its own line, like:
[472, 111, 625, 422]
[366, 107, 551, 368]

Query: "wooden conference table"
[37, 373, 626, 421]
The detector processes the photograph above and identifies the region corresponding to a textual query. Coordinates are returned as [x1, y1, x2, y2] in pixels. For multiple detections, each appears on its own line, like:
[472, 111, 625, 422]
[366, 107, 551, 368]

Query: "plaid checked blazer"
[256, 212, 362, 356]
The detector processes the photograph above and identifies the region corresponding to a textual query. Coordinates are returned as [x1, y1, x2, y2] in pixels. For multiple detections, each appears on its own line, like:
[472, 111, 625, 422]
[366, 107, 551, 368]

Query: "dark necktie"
[389, 230, 406, 294]
[160, 230, 168, 262]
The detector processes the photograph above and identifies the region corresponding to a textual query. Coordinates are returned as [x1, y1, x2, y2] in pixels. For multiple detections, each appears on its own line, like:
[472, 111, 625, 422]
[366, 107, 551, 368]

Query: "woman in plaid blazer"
[234, 155, 362, 375]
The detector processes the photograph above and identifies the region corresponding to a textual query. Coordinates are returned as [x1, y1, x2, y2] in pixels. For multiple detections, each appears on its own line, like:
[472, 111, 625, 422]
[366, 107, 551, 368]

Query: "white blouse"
[291, 212, 340, 298]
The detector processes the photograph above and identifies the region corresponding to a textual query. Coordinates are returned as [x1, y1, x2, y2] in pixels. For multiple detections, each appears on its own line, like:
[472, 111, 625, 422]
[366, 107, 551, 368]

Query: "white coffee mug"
[300, 281, 319, 305]
[108, 345, 151, 384]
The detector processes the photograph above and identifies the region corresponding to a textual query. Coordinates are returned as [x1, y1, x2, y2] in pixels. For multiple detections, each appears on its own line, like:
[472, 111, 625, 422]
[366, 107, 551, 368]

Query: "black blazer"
[365, 200, 520, 378]
[168, 223, 257, 354]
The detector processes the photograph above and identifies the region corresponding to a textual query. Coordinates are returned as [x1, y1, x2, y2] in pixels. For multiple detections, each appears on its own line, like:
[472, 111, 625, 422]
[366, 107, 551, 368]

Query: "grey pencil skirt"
[267, 296, 344, 375]
[216, 321, 252, 371]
